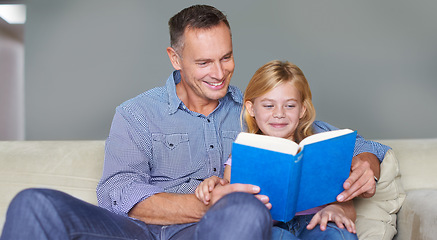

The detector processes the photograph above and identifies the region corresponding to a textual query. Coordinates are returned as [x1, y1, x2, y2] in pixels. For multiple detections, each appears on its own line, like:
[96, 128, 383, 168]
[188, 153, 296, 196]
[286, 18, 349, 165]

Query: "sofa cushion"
[354, 149, 406, 240]
[0, 141, 105, 233]
[380, 139, 437, 192]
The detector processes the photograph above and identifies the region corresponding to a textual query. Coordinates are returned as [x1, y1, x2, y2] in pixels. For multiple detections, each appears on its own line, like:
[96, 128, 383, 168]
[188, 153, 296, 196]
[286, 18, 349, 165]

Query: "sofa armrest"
[394, 189, 437, 240]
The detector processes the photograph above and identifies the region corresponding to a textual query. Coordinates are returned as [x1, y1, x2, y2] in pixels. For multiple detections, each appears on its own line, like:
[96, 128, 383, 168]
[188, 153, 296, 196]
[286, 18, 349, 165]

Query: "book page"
[234, 132, 300, 155]
[296, 129, 356, 213]
[299, 129, 353, 148]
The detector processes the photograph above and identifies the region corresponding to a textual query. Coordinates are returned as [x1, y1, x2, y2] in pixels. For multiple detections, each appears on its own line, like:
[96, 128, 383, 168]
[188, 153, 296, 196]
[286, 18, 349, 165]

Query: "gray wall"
[24, 0, 437, 140]
[0, 21, 24, 140]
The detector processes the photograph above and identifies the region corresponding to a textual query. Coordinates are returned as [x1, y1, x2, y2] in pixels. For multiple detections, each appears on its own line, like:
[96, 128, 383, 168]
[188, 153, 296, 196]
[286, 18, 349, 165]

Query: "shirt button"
[213, 168, 217, 172]
[210, 145, 214, 149]
[207, 119, 211, 123]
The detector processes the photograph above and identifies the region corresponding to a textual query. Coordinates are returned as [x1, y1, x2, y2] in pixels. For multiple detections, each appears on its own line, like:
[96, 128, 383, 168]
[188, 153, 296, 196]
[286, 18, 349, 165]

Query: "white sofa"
[0, 139, 436, 239]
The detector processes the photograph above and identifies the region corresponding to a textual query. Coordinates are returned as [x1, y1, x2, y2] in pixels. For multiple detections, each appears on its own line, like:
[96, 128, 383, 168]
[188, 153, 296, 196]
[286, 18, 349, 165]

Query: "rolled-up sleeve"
[312, 121, 391, 162]
[96, 109, 163, 216]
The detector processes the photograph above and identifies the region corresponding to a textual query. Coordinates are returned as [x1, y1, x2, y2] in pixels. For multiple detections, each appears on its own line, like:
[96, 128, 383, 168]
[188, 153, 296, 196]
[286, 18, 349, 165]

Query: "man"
[1, 5, 389, 240]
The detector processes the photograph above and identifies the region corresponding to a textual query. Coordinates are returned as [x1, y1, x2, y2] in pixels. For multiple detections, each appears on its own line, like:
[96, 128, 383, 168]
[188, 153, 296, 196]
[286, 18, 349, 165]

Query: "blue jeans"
[271, 214, 358, 240]
[1, 189, 272, 240]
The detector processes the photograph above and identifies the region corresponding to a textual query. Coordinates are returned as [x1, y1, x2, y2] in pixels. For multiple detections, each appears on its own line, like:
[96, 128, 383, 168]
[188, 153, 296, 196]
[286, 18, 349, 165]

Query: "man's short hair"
[168, 5, 231, 53]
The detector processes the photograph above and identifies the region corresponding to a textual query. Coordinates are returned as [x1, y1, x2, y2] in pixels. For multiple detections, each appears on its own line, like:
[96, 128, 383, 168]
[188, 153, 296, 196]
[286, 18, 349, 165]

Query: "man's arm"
[129, 193, 207, 225]
[129, 183, 266, 225]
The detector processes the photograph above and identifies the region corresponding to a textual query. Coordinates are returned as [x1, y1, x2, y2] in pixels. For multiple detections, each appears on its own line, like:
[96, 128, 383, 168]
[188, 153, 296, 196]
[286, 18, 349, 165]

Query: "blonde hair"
[242, 60, 316, 142]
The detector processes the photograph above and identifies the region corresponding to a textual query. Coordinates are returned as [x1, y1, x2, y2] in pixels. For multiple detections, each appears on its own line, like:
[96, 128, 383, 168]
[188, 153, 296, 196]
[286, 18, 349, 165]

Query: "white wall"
[24, 0, 437, 140]
[0, 27, 24, 140]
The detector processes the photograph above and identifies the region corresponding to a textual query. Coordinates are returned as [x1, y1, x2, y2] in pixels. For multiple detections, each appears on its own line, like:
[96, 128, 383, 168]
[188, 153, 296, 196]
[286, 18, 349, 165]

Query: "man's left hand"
[337, 152, 380, 202]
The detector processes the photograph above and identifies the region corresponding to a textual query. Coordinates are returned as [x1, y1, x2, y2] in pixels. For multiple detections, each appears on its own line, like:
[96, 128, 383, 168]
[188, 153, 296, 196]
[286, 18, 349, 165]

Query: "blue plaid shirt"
[97, 70, 390, 216]
[97, 71, 243, 215]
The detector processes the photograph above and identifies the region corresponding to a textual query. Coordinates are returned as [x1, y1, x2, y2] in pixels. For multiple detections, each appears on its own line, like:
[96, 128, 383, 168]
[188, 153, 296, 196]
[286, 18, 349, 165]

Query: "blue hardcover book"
[230, 129, 357, 222]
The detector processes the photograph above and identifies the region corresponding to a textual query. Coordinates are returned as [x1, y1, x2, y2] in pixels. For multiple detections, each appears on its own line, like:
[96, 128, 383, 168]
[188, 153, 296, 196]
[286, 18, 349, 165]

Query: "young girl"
[195, 60, 357, 239]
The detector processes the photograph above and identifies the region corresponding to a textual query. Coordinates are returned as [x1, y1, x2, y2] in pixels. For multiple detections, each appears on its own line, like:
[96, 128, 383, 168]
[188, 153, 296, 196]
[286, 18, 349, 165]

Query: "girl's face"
[245, 81, 306, 140]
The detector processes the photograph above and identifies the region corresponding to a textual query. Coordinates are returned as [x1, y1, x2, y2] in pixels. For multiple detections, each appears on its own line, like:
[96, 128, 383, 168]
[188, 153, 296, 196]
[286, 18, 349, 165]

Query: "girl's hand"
[195, 176, 229, 205]
[306, 203, 356, 234]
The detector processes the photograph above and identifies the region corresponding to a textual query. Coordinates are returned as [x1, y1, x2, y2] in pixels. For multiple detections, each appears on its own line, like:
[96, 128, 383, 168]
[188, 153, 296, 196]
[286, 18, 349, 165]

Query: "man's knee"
[215, 192, 271, 220]
[2, 188, 71, 239]
[205, 192, 272, 233]
[10, 188, 53, 208]
[6, 188, 66, 222]
[196, 192, 272, 239]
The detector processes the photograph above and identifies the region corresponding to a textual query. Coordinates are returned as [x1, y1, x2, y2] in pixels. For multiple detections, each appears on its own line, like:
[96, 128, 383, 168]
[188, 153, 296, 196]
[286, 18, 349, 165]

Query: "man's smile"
[205, 79, 225, 87]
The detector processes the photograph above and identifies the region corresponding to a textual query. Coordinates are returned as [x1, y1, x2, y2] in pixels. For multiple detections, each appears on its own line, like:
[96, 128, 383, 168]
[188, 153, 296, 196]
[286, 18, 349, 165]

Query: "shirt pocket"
[222, 130, 239, 160]
[151, 133, 192, 178]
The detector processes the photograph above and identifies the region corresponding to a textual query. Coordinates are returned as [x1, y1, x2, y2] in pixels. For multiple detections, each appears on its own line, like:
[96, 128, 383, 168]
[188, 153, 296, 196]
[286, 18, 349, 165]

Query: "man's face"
[172, 22, 234, 105]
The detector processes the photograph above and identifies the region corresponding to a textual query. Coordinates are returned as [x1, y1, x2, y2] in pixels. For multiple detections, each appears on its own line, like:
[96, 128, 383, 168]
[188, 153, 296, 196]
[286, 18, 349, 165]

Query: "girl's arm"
[306, 200, 356, 234]
[223, 165, 231, 182]
[194, 165, 231, 205]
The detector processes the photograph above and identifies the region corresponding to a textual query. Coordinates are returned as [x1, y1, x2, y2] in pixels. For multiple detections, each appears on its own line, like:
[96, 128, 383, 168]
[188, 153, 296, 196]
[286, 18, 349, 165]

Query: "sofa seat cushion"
[394, 189, 437, 240]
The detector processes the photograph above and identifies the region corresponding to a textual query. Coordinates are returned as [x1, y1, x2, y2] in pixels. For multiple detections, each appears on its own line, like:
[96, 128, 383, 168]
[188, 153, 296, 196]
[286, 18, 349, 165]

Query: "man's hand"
[337, 152, 380, 202]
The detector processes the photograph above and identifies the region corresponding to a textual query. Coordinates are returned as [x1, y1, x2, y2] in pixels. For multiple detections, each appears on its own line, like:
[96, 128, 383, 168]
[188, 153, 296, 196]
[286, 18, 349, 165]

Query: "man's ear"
[167, 47, 182, 70]
[245, 101, 255, 117]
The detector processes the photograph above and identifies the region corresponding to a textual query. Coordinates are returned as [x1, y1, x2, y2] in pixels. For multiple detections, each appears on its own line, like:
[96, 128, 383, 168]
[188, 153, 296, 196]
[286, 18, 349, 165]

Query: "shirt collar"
[166, 70, 242, 115]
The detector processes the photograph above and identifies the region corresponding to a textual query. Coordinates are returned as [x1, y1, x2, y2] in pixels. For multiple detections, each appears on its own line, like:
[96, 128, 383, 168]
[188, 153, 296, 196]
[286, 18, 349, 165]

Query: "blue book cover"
[230, 129, 357, 222]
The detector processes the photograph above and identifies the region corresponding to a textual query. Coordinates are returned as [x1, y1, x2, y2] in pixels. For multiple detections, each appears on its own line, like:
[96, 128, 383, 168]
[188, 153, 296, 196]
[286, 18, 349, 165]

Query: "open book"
[230, 129, 357, 222]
